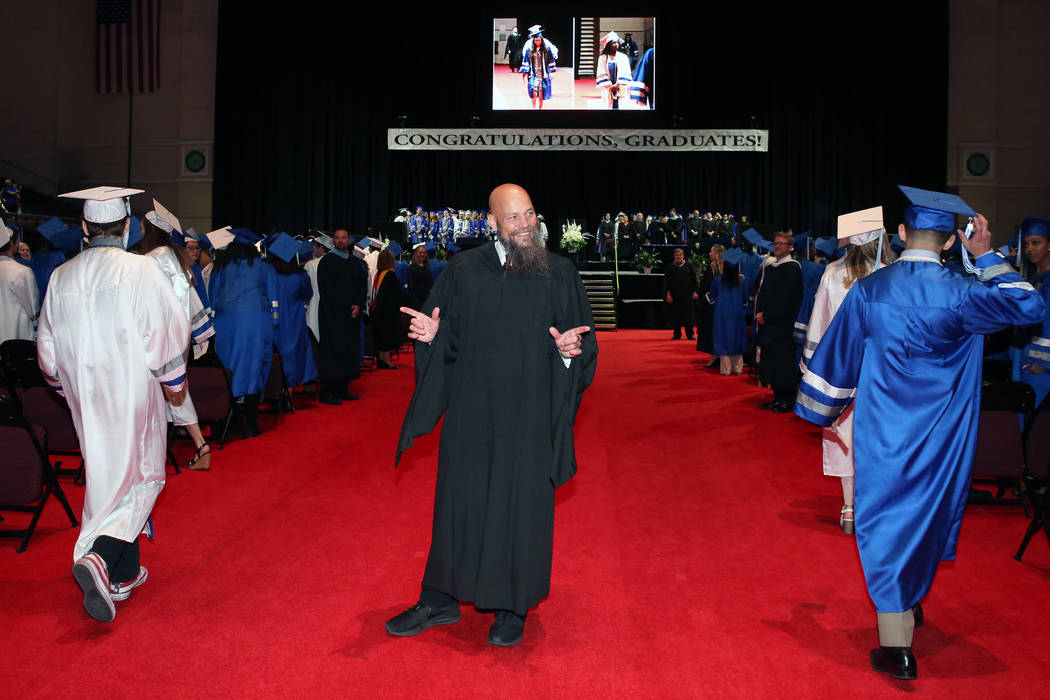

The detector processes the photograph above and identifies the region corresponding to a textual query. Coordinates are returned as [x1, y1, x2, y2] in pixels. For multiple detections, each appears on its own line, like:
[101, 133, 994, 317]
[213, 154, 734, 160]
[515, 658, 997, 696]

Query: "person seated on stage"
[703, 212, 717, 237]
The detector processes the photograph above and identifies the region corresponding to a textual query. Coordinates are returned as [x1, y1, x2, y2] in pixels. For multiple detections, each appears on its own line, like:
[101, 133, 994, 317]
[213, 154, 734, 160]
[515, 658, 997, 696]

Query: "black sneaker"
[385, 601, 460, 636]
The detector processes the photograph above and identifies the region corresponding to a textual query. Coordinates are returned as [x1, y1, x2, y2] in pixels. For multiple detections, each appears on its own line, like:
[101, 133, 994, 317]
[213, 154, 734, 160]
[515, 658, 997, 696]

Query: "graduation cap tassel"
[874, 234, 885, 271]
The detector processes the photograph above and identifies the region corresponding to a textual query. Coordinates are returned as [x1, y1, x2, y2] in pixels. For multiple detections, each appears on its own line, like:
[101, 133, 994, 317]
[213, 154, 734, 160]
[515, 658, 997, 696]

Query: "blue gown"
[190, 262, 211, 311]
[209, 259, 278, 397]
[795, 250, 1044, 612]
[274, 270, 318, 389]
[1013, 268, 1050, 408]
[31, 249, 67, 301]
[794, 259, 826, 362]
[707, 276, 747, 356]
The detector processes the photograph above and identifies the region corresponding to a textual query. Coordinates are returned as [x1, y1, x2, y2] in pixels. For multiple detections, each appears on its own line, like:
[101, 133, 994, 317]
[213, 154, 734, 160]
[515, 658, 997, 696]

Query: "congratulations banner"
[387, 128, 769, 152]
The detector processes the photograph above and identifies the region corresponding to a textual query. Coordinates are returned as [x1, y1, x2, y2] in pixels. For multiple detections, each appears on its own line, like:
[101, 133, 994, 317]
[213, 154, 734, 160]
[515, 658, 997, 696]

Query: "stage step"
[582, 271, 617, 331]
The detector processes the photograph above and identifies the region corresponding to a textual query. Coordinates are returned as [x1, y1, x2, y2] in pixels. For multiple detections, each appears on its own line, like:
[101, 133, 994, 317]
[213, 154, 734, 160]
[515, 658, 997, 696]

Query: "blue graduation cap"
[355, 236, 373, 249]
[813, 237, 839, 258]
[898, 185, 976, 233]
[37, 217, 82, 257]
[171, 229, 185, 246]
[386, 241, 402, 257]
[722, 247, 747, 265]
[446, 243, 461, 254]
[740, 227, 772, 249]
[230, 228, 260, 245]
[267, 232, 302, 263]
[424, 241, 436, 253]
[125, 215, 143, 250]
[794, 230, 811, 255]
[297, 239, 316, 260]
[1021, 216, 1050, 240]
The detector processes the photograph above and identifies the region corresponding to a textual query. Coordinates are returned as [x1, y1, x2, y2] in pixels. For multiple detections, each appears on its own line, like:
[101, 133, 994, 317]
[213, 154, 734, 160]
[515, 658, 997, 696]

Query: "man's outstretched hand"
[549, 325, 591, 359]
[401, 306, 441, 343]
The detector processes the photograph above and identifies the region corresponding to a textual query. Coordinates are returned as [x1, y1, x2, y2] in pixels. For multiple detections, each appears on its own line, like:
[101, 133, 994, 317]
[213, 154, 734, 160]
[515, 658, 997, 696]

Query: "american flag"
[96, 0, 160, 94]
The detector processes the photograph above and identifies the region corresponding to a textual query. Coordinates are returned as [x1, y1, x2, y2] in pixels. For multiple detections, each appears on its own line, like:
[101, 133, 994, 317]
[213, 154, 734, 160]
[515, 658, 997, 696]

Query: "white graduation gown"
[802, 257, 861, 477]
[36, 245, 190, 560]
[0, 255, 39, 341]
[147, 246, 215, 424]
[305, 256, 321, 340]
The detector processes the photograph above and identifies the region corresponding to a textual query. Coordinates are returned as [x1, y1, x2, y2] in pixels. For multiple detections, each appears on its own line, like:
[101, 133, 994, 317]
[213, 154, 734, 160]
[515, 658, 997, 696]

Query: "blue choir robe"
[274, 270, 318, 389]
[707, 275, 748, 356]
[1013, 268, 1050, 408]
[209, 259, 279, 397]
[428, 220, 440, 242]
[795, 249, 1044, 612]
[409, 214, 425, 235]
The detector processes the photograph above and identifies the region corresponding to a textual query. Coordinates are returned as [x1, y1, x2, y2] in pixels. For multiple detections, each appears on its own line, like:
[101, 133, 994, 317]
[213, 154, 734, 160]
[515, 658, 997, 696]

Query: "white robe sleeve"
[136, 263, 191, 391]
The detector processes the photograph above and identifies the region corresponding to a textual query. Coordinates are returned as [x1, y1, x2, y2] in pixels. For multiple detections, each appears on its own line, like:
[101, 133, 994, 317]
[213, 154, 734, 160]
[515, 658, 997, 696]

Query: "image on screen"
[492, 17, 655, 111]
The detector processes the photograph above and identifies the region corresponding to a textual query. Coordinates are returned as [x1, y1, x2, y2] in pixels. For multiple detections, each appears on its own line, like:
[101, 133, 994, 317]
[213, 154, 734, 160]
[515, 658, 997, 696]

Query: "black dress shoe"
[385, 601, 461, 637]
[319, 392, 342, 406]
[487, 610, 525, 647]
[377, 359, 397, 370]
[761, 400, 778, 410]
[870, 646, 917, 680]
[771, 401, 795, 413]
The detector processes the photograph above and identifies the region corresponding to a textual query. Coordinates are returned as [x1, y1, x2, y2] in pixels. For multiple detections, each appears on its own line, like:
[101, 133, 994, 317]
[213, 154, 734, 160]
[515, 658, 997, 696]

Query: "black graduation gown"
[650, 221, 669, 245]
[372, 270, 405, 352]
[397, 243, 597, 615]
[316, 252, 366, 383]
[754, 259, 802, 388]
[663, 262, 698, 328]
[407, 263, 433, 310]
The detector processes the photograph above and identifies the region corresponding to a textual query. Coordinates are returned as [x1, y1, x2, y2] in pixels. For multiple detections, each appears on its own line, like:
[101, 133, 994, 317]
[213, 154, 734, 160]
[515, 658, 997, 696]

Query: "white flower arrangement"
[559, 220, 592, 253]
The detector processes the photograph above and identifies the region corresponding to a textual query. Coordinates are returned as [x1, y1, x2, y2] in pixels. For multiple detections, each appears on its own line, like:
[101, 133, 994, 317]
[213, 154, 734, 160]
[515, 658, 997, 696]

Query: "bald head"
[487, 183, 538, 247]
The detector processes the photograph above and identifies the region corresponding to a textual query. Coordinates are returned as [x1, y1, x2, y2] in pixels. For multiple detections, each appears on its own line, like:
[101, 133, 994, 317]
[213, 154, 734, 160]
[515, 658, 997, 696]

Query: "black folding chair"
[19, 385, 86, 485]
[971, 380, 1035, 511]
[186, 354, 235, 449]
[0, 394, 78, 553]
[1015, 395, 1050, 561]
[261, 350, 293, 418]
[0, 338, 46, 389]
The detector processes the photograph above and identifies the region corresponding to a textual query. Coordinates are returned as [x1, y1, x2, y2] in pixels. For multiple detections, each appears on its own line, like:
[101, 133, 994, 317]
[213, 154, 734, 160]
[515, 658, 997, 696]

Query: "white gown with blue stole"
[795, 249, 1044, 612]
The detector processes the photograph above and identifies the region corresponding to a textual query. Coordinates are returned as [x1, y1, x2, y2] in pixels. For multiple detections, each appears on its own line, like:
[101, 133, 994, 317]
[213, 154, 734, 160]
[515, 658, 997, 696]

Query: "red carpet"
[3, 330, 1049, 698]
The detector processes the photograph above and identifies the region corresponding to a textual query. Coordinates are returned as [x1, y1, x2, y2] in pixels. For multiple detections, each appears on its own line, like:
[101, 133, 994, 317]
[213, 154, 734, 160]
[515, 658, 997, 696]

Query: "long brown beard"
[499, 225, 549, 276]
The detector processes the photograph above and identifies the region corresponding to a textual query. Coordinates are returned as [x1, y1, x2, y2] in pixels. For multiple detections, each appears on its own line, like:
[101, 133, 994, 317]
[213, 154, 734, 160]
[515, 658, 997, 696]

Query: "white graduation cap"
[151, 199, 183, 234]
[836, 206, 884, 246]
[0, 219, 12, 248]
[314, 233, 334, 250]
[205, 226, 235, 250]
[600, 31, 622, 53]
[59, 186, 144, 224]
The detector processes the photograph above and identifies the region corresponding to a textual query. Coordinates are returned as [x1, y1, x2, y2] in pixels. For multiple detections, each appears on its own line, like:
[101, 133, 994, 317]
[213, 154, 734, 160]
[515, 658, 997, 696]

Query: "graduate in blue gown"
[208, 230, 278, 437]
[1014, 217, 1050, 408]
[706, 261, 747, 374]
[267, 233, 318, 390]
[795, 191, 1044, 680]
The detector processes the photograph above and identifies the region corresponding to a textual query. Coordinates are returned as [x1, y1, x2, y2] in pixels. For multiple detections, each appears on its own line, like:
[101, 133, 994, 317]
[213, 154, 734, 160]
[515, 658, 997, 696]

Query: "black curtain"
[214, 2, 947, 238]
